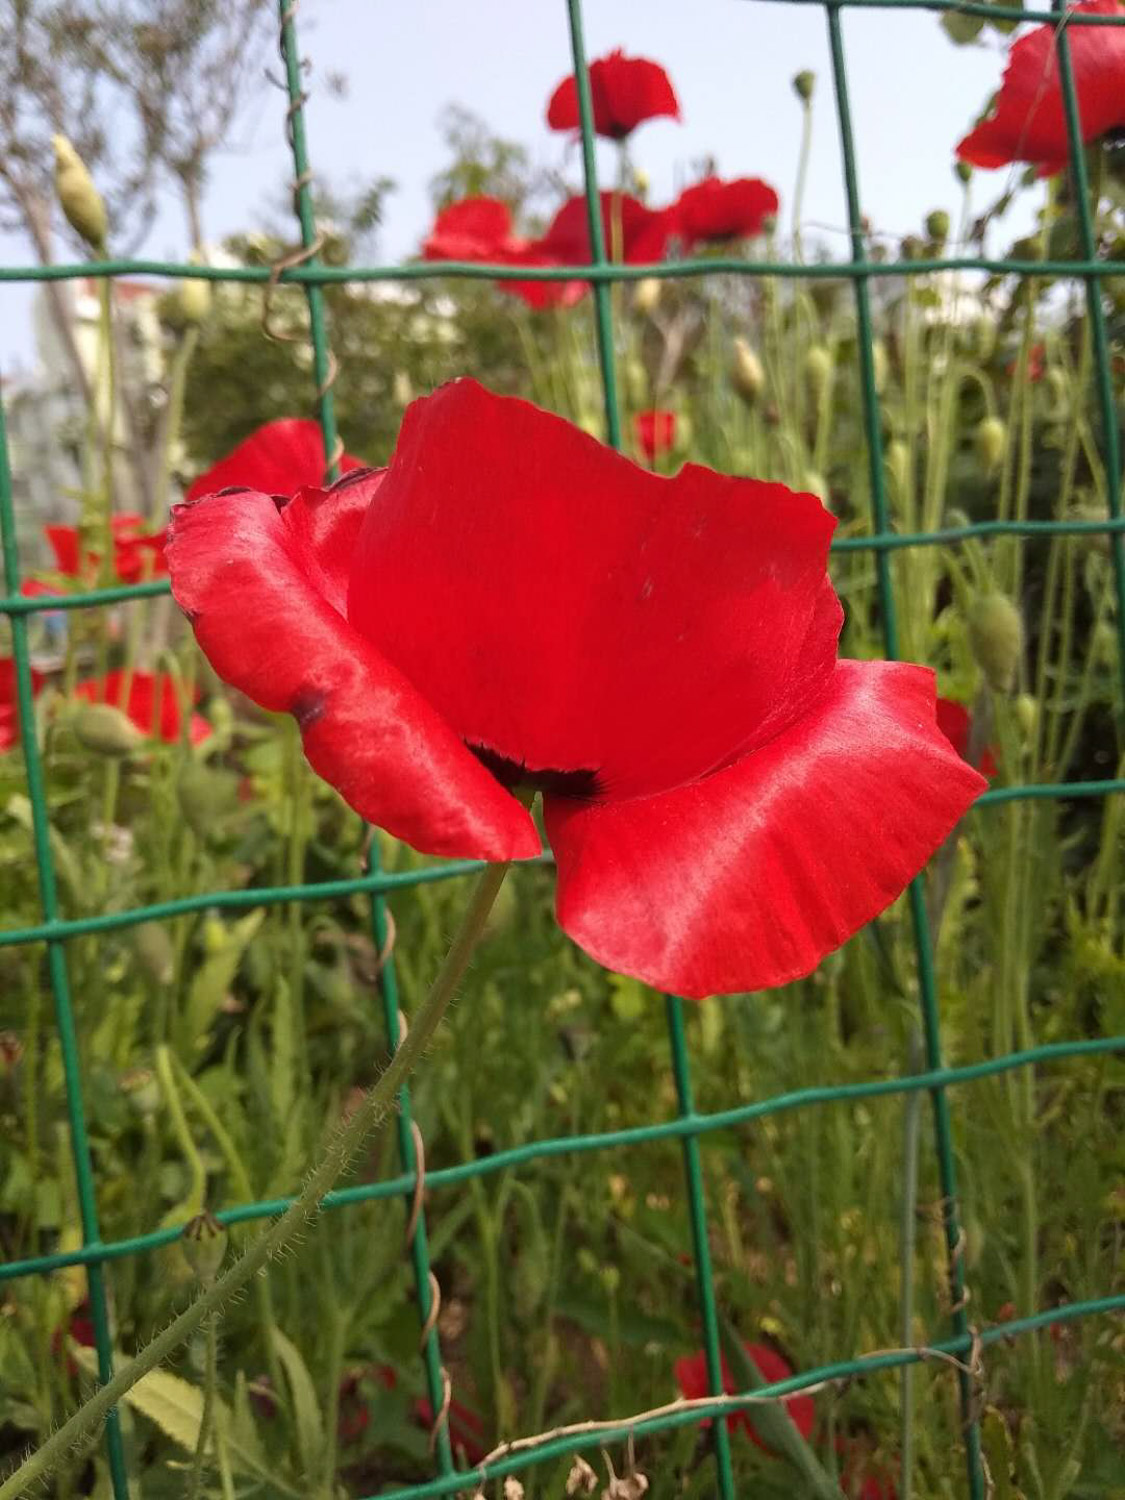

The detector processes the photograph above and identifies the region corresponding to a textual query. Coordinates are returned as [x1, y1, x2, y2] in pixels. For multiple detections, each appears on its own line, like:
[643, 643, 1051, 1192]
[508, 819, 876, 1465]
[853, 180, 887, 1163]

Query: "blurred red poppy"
[43, 513, 167, 585]
[537, 191, 676, 266]
[415, 1393, 488, 1466]
[0, 657, 43, 752]
[74, 670, 211, 746]
[936, 697, 997, 778]
[634, 409, 676, 462]
[674, 1342, 814, 1452]
[835, 1437, 899, 1500]
[957, 0, 1125, 176]
[671, 175, 779, 248]
[422, 196, 587, 310]
[169, 379, 984, 998]
[547, 49, 681, 140]
[184, 419, 364, 504]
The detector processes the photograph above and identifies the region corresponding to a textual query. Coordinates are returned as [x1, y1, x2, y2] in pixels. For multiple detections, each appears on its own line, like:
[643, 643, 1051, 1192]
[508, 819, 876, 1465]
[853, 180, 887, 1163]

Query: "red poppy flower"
[415, 1393, 488, 1466]
[422, 197, 589, 310]
[671, 176, 779, 249]
[537, 191, 675, 266]
[168, 379, 984, 998]
[635, 409, 676, 463]
[674, 1343, 814, 1451]
[0, 657, 42, 752]
[956, 0, 1125, 176]
[835, 1438, 899, 1500]
[936, 697, 997, 778]
[74, 670, 211, 746]
[184, 419, 364, 505]
[43, 513, 167, 585]
[547, 49, 681, 140]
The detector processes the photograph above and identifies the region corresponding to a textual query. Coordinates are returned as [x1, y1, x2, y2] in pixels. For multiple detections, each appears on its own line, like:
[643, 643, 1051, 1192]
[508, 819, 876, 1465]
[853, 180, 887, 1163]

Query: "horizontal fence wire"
[1, 0, 1124, 1494]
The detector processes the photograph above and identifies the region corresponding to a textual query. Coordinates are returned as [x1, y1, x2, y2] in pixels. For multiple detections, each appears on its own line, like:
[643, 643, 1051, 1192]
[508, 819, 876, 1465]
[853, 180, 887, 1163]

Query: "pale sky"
[1, 0, 1047, 372]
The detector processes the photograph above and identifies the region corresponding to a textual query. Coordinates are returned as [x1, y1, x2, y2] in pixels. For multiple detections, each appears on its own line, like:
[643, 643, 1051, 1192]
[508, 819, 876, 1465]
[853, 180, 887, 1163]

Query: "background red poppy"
[634, 408, 676, 461]
[546, 49, 681, 140]
[674, 1342, 815, 1451]
[671, 175, 779, 248]
[74, 670, 211, 746]
[184, 418, 365, 503]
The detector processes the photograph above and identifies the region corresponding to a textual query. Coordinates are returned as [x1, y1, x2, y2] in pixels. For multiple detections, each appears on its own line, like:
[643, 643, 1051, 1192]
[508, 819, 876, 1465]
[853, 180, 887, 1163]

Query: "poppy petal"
[184, 419, 365, 504]
[957, 0, 1125, 175]
[547, 49, 680, 139]
[348, 380, 841, 802]
[423, 197, 516, 260]
[673, 176, 779, 248]
[168, 479, 538, 861]
[545, 660, 986, 997]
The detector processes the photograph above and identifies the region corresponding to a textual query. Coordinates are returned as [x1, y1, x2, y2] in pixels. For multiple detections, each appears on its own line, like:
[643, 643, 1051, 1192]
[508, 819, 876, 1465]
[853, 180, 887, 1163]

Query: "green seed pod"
[974, 416, 1007, 474]
[968, 593, 1023, 691]
[804, 345, 832, 396]
[884, 438, 910, 494]
[181, 1211, 227, 1286]
[1014, 693, 1038, 741]
[925, 209, 951, 245]
[134, 922, 174, 985]
[730, 337, 765, 404]
[632, 277, 661, 316]
[52, 135, 107, 254]
[73, 702, 144, 757]
[941, 9, 985, 42]
[954, 160, 973, 186]
[792, 70, 816, 103]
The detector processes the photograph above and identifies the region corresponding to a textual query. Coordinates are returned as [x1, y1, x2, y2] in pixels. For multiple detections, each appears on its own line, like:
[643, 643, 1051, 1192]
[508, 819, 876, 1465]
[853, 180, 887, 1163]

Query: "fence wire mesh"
[0, 1, 1124, 1497]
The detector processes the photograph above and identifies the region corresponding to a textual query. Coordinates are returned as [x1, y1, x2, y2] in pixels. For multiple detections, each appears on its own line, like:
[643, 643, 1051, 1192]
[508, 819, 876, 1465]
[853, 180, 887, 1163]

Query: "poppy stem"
[0, 859, 512, 1500]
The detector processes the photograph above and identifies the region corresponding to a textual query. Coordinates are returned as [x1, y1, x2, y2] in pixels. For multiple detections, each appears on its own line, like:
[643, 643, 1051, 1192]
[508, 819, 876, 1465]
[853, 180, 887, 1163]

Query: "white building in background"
[3, 277, 164, 571]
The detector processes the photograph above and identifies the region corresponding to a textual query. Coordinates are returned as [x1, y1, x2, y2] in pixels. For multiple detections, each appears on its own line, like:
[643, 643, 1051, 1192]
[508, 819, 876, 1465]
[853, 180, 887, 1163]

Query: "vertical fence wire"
[824, 6, 985, 1494]
[563, 3, 737, 1496]
[276, 0, 456, 1479]
[0, 397, 130, 1495]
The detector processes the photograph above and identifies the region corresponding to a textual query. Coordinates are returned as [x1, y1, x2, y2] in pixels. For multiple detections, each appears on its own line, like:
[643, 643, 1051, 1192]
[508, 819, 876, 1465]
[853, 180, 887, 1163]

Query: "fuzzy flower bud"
[955, 159, 973, 186]
[804, 345, 832, 396]
[632, 277, 661, 317]
[804, 469, 830, 507]
[925, 209, 951, 244]
[968, 593, 1023, 691]
[730, 337, 765, 404]
[941, 10, 984, 43]
[177, 272, 211, 327]
[73, 702, 144, 756]
[793, 70, 816, 103]
[1014, 693, 1038, 741]
[134, 921, 174, 985]
[871, 338, 889, 393]
[974, 415, 1007, 474]
[181, 1211, 227, 1286]
[884, 438, 910, 494]
[52, 135, 107, 254]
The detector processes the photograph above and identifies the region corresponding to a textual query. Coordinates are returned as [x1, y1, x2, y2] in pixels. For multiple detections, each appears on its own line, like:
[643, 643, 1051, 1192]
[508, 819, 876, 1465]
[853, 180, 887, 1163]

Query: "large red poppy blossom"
[674, 1343, 815, 1451]
[74, 670, 211, 746]
[0, 657, 43, 752]
[936, 697, 997, 778]
[635, 409, 676, 463]
[168, 379, 984, 998]
[671, 175, 779, 249]
[44, 513, 167, 585]
[957, 0, 1125, 176]
[536, 191, 676, 267]
[422, 197, 588, 310]
[547, 49, 681, 140]
[184, 419, 364, 505]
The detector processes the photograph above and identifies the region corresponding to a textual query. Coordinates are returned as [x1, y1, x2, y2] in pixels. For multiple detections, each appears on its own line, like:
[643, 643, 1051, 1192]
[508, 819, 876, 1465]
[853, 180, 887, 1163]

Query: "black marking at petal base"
[328, 465, 378, 492]
[216, 485, 255, 497]
[291, 688, 327, 730]
[468, 743, 602, 801]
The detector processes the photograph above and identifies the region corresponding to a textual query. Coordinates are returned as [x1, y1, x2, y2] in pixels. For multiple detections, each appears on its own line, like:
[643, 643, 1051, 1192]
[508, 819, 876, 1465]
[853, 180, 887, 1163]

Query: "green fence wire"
[1, 0, 1124, 1496]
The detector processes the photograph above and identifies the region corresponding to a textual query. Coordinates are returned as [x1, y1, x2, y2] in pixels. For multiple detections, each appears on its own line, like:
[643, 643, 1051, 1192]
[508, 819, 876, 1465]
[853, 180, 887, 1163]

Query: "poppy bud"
[392, 371, 413, 408]
[176, 273, 211, 327]
[900, 234, 924, 262]
[177, 761, 240, 839]
[804, 469, 830, 507]
[52, 135, 107, 254]
[120, 1068, 161, 1118]
[804, 345, 832, 396]
[871, 338, 889, 393]
[955, 160, 973, 186]
[73, 702, 144, 756]
[925, 209, 951, 245]
[974, 415, 1007, 474]
[134, 921, 174, 985]
[632, 277, 661, 316]
[1014, 693, 1038, 741]
[941, 9, 984, 42]
[884, 438, 910, 493]
[181, 1211, 227, 1286]
[968, 593, 1023, 691]
[793, 70, 816, 103]
[1092, 619, 1117, 667]
[730, 337, 765, 404]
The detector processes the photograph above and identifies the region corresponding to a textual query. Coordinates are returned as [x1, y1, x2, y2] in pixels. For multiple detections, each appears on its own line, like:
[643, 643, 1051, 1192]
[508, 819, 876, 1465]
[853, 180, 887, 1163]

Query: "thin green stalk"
[899, 1029, 924, 1500]
[155, 1044, 206, 1223]
[0, 861, 511, 1500]
[186, 1312, 218, 1500]
[792, 99, 813, 265]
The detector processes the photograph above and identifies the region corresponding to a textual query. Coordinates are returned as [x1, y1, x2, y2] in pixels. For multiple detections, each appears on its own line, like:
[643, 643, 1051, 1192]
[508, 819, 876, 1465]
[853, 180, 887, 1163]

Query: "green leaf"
[717, 1316, 839, 1500]
[183, 910, 265, 1053]
[70, 1344, 207, 1454]
[271, 1326, 325, 1480]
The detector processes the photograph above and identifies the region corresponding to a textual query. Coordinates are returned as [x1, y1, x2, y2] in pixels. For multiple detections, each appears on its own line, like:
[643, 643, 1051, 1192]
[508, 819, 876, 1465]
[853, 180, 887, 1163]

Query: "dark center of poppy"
[467, 742, 602, 801]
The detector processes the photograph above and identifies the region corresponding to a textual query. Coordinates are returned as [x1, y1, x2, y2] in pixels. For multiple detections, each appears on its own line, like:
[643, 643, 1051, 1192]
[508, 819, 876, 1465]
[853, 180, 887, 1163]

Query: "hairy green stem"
[186, 1312, 218, 1500]
[0, 861, 511, 1500]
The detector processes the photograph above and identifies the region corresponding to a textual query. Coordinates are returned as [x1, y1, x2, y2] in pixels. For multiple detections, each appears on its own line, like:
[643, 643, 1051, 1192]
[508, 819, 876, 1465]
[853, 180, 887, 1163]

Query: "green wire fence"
[1, 0, 1124, 1496]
